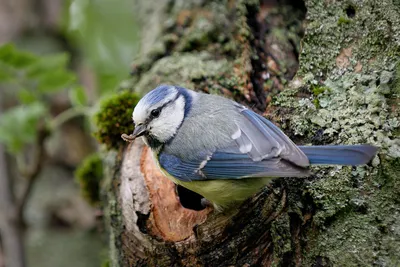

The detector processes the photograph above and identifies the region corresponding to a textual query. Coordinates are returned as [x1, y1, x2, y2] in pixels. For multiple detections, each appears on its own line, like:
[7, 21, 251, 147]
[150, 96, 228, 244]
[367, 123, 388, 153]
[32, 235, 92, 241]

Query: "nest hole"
[346, 5, 356, 18]
[176, 185, 206, 211]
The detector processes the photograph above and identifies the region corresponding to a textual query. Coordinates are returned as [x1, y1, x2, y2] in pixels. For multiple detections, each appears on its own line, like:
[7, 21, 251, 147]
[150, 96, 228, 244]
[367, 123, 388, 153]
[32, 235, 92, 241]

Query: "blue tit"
[122, 85, 378, 210]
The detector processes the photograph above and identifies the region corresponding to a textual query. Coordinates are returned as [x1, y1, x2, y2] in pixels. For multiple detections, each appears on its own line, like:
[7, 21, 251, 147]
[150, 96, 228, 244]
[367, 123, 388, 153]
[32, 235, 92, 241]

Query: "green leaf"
[0, 43, 14, 58]
[0, 103, 48, 154]
[69, 86, 87, 106]
[26, 52, 75, 93]
[0, 68, 13, 82]
[0, 44, 37, 69]
[37, 69, 76, 93]
[0, 58, 15, 82]
[26, 53, 70, 78]
[17, 89, 38, 104]
[0, 45, 78, 95]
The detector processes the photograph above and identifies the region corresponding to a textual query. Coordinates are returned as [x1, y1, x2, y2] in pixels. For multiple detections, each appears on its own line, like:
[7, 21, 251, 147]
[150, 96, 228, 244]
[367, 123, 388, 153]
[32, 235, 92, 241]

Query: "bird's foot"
[200, 198, 212, 208]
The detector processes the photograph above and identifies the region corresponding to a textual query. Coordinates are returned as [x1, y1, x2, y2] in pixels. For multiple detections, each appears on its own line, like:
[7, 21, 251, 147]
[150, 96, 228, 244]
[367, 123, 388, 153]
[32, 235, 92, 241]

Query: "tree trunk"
[103, 0, 400, 266]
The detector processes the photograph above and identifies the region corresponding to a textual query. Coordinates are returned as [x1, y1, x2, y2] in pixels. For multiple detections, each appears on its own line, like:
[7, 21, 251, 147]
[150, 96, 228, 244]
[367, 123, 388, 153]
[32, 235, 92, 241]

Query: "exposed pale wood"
[140, 146, 211, 242]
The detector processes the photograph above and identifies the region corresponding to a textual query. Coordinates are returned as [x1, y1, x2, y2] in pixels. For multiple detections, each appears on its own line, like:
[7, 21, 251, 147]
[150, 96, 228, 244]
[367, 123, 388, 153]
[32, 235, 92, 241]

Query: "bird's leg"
[200, 198, 213, 208]
[121, 133, 135, 142]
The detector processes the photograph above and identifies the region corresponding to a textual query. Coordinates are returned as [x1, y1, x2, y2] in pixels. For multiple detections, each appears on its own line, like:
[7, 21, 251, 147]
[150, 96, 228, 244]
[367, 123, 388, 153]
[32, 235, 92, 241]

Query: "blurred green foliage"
[0, 0, 142, 211]
[0, 0, 142, 154]
[101, 260, 110, 267]
[0, 103, 47, 153]
[68, 85, 88, 107]
[0, 44, 76, 95]
[0, 44, 84, 154]
[93, 91, 139, 150]
[75, 153, 104, 205]
[65, 0, 140, 94]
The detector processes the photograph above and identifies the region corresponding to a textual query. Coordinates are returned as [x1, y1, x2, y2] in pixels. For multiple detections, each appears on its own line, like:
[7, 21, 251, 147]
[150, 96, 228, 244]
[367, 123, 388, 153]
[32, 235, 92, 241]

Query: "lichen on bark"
[271, 0, 400, 265]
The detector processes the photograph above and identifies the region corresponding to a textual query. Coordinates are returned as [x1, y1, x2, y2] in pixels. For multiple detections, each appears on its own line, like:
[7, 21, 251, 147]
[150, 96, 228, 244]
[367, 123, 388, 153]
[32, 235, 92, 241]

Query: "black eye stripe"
[146, 92, 182, 123]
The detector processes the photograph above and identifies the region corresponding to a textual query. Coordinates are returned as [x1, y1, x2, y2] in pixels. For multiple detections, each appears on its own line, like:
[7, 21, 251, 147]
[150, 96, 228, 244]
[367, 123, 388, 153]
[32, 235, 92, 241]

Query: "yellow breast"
[156, 156, 271, 209]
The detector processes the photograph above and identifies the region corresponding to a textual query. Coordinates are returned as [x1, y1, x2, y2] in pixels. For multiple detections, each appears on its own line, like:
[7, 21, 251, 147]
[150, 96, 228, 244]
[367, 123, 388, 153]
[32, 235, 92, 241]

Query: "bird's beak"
[121, 124, 147, 143]
[131, 124, 147, 138]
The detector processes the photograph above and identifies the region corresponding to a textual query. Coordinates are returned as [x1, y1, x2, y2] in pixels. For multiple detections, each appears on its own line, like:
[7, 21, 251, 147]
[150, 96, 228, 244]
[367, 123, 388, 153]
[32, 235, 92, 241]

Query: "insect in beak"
[121, 124, 146, 142]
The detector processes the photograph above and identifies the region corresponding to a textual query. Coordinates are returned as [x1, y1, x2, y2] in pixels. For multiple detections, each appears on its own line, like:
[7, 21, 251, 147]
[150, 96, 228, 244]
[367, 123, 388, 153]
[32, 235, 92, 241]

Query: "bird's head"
[126, 85, 193, 147]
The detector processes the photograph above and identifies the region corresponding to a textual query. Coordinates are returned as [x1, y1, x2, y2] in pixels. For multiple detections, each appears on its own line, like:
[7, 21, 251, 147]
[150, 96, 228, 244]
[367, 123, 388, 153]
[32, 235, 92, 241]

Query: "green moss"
[75, 153, 104, 205]
[312, 98, 320, 108]
[93, 91, 139, 150]
[337, 16, 351, 26]
[311, 85, 330, 96]
[101, 259, 110, 267]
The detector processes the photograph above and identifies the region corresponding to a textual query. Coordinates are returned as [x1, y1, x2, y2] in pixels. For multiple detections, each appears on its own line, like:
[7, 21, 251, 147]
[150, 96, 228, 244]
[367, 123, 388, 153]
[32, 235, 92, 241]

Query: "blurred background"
[0, 0, 142, 266]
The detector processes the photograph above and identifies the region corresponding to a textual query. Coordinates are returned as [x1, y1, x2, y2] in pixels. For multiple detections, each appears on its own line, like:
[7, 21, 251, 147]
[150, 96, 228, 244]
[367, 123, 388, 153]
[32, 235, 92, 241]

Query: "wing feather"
[239, 109, 309, 167]
[159, 106, 310, 182]
[159, 152, 309, 182]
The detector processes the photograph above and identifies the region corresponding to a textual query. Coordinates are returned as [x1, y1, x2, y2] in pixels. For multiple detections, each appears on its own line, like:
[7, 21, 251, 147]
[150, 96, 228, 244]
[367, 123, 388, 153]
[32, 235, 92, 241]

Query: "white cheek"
[149, 96, 185, 142]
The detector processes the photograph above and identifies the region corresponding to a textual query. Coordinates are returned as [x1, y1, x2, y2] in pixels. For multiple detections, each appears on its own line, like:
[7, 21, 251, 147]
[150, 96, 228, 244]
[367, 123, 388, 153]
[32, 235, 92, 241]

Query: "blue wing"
[159, 150, 310, 182]
[159, 107, 310, 182]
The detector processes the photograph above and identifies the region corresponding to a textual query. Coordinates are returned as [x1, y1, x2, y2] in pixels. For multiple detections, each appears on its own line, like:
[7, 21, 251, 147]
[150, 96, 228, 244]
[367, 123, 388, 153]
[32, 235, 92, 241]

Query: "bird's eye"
[151, 109, 160, 117]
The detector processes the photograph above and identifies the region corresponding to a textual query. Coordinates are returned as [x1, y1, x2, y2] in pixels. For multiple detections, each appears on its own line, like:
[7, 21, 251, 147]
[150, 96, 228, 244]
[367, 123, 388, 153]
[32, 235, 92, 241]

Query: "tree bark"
[104, 0, 400, 266]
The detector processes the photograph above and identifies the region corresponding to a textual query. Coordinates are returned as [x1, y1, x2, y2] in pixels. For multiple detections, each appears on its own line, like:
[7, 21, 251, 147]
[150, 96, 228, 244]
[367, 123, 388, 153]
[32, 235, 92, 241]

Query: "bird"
[121, 85, 378, 210]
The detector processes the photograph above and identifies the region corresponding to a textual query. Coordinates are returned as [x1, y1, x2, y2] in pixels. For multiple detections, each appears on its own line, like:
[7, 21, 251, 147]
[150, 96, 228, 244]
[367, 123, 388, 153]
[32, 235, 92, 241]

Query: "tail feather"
[298, 145, 378, 166]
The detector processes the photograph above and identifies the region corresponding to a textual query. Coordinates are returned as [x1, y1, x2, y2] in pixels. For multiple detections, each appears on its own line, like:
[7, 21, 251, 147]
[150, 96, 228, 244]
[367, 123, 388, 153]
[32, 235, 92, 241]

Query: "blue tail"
[298, 145, 378, 166]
